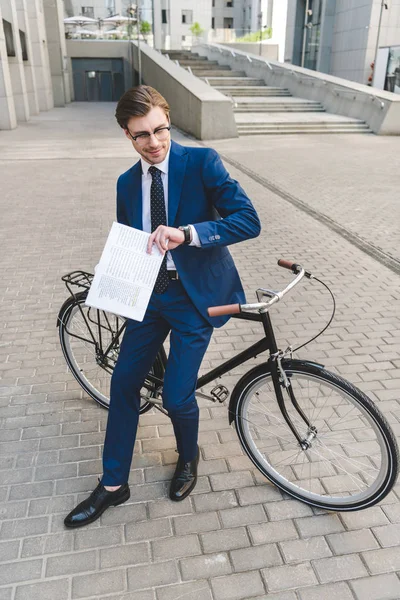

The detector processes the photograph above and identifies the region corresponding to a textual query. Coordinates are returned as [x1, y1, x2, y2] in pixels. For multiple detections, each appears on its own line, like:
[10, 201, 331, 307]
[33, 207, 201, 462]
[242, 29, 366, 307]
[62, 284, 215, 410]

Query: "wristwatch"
[178, 225, 192, 244]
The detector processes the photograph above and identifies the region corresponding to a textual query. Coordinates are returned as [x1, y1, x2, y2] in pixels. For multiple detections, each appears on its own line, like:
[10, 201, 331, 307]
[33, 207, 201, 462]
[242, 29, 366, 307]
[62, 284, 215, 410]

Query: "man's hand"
[147, 225, 185, 255]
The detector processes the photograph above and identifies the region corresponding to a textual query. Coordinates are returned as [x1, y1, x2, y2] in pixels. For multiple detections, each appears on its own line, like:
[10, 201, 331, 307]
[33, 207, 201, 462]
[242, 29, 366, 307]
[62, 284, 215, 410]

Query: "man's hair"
[115, 85, 170, 129]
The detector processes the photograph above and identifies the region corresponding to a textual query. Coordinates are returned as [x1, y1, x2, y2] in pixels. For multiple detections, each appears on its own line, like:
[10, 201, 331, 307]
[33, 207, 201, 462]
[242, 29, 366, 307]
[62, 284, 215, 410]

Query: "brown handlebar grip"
[208, 304, 241, 317]
[278, 259, 295, 270]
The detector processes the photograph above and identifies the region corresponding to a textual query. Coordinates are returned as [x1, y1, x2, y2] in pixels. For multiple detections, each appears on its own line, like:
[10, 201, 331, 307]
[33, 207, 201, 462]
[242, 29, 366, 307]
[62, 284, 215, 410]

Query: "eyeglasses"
[126, 125, 171, 146]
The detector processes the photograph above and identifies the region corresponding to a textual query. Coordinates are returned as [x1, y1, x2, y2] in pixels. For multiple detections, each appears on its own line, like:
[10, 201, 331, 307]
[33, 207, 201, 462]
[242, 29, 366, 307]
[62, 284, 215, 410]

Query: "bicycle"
[57, 259, 399, 512]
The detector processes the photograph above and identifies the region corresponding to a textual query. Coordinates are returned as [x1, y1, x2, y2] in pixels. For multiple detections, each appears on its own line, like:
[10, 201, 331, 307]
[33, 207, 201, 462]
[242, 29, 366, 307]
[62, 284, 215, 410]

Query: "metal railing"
[192, 43, 390, 114]
[333, 87, 385, 109]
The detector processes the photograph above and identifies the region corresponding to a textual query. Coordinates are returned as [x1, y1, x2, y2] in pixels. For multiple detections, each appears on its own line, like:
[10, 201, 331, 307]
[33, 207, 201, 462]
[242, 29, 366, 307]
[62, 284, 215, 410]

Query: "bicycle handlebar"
[207, 259, 307, 317]
[277, 258, 300, 273]
[208, 304, 241, 317]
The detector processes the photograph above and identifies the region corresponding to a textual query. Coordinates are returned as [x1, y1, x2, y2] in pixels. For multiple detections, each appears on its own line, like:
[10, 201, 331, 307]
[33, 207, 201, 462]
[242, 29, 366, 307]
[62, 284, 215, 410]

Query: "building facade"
[0, 0, 70, 130]
[64, 1, 281, 50]
[211, 0, 273, 36]
[152, 0, 212, 50]
[285, 0, 400, 86]
[64, 0, 153, 21]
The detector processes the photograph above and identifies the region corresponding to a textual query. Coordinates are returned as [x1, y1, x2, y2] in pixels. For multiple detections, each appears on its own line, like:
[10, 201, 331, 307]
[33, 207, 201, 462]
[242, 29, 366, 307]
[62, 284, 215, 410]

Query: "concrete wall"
[43, 0, 71, 106]
[195, 42, 400, 134]
[130, 42, 237, 139]
[28, 0, 54, 111]
[16, 0, 40, 117]
[0, 4, 17, 128]
[221, 42, 279, 61]
[1, 0, 30, 122]
[66, 40, 236, 139]
[0, 0, 71, 129]
[66, 39, 134, 101]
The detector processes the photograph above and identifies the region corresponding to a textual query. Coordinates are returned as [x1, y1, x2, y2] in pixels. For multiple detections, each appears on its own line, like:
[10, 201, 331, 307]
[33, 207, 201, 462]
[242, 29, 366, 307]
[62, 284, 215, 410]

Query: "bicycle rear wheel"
[233, 361, 398, 511]
[58, 293, 164, 412]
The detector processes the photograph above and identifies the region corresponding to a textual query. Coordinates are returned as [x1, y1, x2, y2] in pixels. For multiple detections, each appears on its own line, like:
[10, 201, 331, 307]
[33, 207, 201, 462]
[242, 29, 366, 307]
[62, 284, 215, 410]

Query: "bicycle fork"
[270, 353, 317, 450]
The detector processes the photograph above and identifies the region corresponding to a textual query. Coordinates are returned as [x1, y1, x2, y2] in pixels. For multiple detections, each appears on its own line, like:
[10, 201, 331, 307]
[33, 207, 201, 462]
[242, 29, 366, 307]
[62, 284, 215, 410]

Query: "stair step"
[216, 87, 291, 96]
[189, 65, 232, 71]
[237, 126, 370, 134]
[178, 60, 220, 66]
[234, 107, 325, 112]
[237, 121, 368, 128]
[233, 103, 323, 108]
[204, 78, 266, 85]
[195, 70, 246, 77]
[233, 99, 321, 105]
[237, 128, 372, 135]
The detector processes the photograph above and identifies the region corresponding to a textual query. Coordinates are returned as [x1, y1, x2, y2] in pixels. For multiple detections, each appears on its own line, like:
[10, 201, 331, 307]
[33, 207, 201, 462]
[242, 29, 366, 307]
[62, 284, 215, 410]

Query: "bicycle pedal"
[210, 385, 229, 403]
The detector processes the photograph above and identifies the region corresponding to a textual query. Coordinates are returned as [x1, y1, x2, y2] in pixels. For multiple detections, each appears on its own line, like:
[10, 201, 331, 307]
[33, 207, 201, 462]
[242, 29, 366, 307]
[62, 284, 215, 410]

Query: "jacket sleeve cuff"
[188, 225, 201, 247]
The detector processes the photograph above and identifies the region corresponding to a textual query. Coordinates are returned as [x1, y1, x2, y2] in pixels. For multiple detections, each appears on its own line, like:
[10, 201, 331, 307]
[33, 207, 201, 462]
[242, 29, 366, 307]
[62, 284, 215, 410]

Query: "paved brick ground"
[210, 134, 400, 264]
[0, 103, 400, 600]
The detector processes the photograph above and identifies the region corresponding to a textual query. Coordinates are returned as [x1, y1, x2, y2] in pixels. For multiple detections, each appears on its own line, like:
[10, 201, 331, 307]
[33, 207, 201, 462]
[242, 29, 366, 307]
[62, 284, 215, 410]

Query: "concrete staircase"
[162, 50, 372, 136]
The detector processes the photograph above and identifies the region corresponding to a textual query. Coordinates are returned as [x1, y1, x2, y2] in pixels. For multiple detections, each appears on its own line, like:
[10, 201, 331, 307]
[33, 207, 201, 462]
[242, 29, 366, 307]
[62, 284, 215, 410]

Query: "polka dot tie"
[149, 166, 169, 294]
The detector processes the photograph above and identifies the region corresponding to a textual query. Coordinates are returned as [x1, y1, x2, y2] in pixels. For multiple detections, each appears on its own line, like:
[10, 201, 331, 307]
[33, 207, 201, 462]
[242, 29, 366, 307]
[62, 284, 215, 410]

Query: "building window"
[3, 20, 15, 57]
[303, 0, 323, 70]
[81, 6, 94, 18]
[106, 0, 115, 17]
[226, 1, 233, 6]
[19, 30, 28, 61]
[161, 9, 167, 24]
[182, 10, 193, 25]
[211, 17, 215, 29]
[223, 17, 233, 29]
[212, 0, 215, 6]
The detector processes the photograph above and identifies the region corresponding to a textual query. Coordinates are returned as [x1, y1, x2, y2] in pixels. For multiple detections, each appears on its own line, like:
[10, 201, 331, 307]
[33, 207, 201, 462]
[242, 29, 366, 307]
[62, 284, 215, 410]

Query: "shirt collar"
[141, 146, 171, 177]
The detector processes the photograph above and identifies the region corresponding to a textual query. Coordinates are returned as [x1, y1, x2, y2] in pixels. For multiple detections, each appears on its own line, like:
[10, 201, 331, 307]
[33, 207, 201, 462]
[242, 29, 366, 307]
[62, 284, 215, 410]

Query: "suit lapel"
[128, 161, 143, 230]
[168, 141, 188, 228]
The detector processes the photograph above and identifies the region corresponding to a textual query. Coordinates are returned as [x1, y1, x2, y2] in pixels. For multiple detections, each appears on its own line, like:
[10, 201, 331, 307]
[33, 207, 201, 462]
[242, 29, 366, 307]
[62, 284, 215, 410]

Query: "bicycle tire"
[232, 360, 398, 511]
[58, 293, 164, 413]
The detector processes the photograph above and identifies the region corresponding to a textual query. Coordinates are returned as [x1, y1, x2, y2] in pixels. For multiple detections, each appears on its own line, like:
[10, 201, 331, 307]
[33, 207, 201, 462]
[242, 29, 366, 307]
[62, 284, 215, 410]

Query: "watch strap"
[179, 225, 192, 244]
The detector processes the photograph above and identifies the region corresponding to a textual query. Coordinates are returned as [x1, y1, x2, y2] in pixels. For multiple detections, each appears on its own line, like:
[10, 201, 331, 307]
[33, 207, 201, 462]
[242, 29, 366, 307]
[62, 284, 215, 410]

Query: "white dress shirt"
[141, 148, 200, 270]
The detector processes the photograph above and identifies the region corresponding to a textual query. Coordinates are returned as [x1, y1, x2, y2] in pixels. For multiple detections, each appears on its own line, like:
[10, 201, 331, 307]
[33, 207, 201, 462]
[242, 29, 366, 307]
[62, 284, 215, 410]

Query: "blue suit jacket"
[116, 140, 261, 327]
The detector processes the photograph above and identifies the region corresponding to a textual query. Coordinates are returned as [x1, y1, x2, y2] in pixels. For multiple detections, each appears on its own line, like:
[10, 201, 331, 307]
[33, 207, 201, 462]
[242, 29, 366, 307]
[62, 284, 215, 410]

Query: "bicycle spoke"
[236, 367, 393, 509]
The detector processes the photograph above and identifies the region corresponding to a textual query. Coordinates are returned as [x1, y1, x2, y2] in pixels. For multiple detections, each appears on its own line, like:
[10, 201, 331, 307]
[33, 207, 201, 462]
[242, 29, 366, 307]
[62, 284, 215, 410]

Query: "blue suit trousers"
[102, 280, 213, 486]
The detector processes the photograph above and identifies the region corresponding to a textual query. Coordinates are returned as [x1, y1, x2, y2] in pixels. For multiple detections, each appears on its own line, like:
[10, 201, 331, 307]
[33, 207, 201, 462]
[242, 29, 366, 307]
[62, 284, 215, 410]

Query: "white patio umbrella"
[103, 28, 123, 35]
[64, 16, 98, 25]
[74, 28, 98, 36]
[103, 14, 136, 24]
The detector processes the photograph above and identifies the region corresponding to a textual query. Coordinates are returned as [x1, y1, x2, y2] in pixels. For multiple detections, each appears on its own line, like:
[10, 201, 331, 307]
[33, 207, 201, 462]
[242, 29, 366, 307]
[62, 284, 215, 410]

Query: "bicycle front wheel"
[58, 293, 164, 412]
[233, 361, 398, 511]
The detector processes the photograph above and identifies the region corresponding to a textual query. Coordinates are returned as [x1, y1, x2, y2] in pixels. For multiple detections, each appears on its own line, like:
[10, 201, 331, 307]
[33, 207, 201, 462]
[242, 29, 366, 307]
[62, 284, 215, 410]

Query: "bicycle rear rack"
[62, 271, 94, 300]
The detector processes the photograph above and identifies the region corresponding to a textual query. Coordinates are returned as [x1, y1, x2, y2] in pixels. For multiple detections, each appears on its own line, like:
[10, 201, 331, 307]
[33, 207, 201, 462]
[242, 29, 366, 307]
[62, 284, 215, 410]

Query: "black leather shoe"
[169, 448, 199, 502]
[64, 481, 130, 528]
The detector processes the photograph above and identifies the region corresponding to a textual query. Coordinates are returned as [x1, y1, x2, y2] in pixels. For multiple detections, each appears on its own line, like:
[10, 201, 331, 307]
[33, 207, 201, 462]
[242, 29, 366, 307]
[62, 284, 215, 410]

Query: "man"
[64, 85, 261, 528]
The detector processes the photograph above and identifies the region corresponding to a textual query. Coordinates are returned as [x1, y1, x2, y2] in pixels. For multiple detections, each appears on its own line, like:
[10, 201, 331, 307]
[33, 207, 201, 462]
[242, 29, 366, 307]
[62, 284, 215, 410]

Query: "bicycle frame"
[59, 270, 312, 444]
[196, 311, 311, 447]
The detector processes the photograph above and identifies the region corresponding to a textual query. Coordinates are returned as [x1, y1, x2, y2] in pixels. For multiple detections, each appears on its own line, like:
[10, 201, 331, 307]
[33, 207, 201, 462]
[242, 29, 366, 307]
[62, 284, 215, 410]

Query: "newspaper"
[85, 222, 164, 321]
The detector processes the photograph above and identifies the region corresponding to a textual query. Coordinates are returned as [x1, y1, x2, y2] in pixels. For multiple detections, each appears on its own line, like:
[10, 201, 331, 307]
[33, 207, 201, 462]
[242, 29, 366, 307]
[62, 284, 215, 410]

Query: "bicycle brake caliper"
[274, 347, 293, 388]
